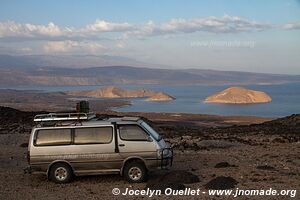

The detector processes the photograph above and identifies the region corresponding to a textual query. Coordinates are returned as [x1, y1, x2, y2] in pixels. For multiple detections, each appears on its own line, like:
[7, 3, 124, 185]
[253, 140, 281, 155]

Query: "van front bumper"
[160, 147, 173, 169]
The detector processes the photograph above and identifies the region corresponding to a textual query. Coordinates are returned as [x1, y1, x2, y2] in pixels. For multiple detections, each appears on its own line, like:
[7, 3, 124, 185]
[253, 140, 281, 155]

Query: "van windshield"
[140, 121, 162, 141]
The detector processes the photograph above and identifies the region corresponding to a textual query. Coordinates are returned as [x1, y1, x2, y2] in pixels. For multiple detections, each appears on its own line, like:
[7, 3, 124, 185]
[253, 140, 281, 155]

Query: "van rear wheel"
[124, 161, 147, 183]
[49, 163, 73, 183]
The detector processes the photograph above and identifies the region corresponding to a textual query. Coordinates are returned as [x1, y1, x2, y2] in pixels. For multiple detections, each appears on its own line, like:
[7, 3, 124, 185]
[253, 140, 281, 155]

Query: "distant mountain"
[0, 54, 299, 86]
[0, 54, 157, 69]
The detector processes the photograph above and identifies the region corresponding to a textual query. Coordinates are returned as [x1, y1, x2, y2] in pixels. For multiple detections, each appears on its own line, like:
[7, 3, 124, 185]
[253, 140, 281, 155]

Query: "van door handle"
[119, 144, 125, 147]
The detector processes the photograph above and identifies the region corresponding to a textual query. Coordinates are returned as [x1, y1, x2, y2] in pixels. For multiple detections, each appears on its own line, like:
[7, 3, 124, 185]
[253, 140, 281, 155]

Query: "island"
[204, 86, 272, 104]
[66, 86, 175, 102]
[146, 92, 175, 102]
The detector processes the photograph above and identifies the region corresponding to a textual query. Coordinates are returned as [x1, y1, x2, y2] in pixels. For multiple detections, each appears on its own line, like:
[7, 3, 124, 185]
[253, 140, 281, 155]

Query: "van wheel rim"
[128, 167, 142, 181]
[55, 167, 68, 181]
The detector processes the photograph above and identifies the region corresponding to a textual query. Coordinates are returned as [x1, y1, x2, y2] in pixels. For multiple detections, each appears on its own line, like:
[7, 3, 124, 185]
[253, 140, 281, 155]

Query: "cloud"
[0, 20, 138, 43]
[130, 15, 271, 37]
[85, 20, 134, 32]
[43, 40, 105, 54]
[0, 21, 72, 41]
[282, 22, 300, 30]
[0, 20, 132, 42]
[0, 15, 272, 42]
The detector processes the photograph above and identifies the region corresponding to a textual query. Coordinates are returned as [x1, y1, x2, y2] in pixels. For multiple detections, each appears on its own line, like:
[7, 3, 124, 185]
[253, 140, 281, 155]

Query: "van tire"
[124, 161, 147, 183]
[49, 163, 73, 183]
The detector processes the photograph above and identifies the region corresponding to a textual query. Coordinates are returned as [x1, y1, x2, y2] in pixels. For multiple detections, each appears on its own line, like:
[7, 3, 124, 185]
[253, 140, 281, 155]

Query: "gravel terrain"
[0, 107, 299, 199]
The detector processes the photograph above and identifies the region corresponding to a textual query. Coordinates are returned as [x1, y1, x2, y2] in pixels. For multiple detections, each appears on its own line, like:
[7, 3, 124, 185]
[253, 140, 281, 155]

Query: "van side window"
[74, 127, 113, 144]
[119, 125, 148, 141]
[35, 129, 71, 146]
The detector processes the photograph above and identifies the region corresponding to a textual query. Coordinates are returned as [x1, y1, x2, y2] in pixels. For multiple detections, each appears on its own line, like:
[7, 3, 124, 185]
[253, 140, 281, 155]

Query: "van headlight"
[157, 149, 170, 158]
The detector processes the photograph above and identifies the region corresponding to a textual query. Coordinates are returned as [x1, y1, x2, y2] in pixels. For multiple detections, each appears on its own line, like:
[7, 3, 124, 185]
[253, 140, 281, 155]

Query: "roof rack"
[121, 117, 140, 122]
[34, 112, 96, 122]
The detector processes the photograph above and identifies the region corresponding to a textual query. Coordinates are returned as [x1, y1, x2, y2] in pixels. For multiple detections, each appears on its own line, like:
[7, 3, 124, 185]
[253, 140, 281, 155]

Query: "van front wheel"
[124, 161, 147, 183]
[49, 163, 73, 183]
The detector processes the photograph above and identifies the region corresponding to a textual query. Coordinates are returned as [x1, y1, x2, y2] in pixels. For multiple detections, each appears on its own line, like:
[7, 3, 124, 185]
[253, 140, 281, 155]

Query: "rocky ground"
[0, 106, 299, 199]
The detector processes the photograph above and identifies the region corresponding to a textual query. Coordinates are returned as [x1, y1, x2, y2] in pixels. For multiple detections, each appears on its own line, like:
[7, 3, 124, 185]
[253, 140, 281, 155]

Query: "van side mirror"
[147, 136, 153, 142]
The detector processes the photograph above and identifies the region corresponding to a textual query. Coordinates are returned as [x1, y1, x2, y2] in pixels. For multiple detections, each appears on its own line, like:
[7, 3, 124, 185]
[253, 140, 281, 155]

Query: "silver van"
[26, 113, 173, 183]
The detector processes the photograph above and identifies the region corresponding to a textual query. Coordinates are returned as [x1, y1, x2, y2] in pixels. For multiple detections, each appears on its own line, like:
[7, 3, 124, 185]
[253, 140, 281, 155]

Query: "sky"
[0, 0, 299, 74]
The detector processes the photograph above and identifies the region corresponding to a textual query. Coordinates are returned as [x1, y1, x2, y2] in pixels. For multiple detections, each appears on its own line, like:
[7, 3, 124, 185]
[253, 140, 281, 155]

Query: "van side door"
[70, 126, 120, 174]
[117, 125, 157, 161]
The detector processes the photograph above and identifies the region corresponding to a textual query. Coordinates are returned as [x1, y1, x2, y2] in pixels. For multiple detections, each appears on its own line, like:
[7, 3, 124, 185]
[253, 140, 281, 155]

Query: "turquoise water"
[2, 83, 300, 117]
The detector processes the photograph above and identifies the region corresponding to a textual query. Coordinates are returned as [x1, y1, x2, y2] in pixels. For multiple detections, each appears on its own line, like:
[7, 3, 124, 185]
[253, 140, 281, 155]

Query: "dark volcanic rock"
[271, 137, 287, 143]
[197, 114, 300, 141]
[146, 170, 199, 192]
[204, 176, 238, 189]
[265, 114, 300, 127]
[0, 106, 41, 134]
[19, 142, 28, 148]
[0, 107, 35, 125]
[159, 170, 200, 184]
[197, 140, 236, 149]
[214, 162, 237, 168]
[256, 165, 276, 171]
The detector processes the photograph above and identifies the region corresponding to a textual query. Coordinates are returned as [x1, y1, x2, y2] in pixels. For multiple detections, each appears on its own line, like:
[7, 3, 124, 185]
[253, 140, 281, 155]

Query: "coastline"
[1, 82, 300, 117]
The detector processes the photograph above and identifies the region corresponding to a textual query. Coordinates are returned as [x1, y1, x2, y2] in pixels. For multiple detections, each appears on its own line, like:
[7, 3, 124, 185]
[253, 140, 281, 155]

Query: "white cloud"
[132, 15, 270, 37]
[0, 16, 282, 55]
[0, 20, 136, 42]
[282, 22, 300, 30]
[85, 20, 134, 32]
[43, 40, 105, 54]
[0, 21, 71, 40]
[0, 16, 272, 42]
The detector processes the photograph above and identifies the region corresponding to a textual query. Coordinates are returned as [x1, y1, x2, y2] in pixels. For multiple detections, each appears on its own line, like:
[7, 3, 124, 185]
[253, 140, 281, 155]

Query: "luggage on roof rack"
[76, 101, 90, 113]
